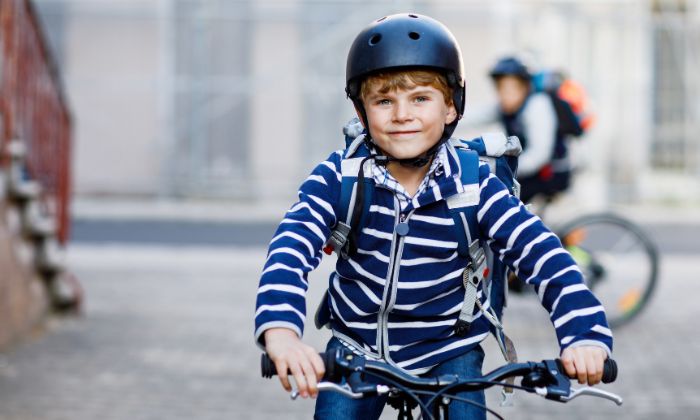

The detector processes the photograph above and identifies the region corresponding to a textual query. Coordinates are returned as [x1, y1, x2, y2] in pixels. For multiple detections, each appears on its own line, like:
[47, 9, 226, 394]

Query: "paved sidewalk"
[0, 244, 698, 419]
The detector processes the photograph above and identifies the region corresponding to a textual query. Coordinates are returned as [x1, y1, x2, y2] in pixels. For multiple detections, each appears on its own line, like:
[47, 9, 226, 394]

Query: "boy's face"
[361, 83, 457, 160]
[495, 75, 530, 114]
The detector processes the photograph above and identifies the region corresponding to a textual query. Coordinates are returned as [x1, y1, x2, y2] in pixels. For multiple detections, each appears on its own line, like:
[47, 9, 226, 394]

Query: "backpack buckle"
[325, 222, 352, 259]
[454, 240, 489, 337]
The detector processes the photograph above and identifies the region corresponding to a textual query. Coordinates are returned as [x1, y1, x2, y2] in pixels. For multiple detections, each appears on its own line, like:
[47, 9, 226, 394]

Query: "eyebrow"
[366, 87, 437, 101]
[409, 88, 436, 96]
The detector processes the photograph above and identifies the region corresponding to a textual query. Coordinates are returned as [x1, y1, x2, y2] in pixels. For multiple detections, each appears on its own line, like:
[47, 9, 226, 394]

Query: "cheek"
[367, 119, 383, 139]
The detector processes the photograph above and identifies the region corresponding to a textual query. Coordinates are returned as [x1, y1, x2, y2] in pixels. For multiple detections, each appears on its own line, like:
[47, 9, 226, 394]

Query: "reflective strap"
[454, 240, 488, 336]
[474, 289, 519, 406]
[455, 265, 479, 335]
[478, 299, 518, 406]
[475, 300, 503, 331]
[500, 333, 519, 406]
[450, 149, 483, 336]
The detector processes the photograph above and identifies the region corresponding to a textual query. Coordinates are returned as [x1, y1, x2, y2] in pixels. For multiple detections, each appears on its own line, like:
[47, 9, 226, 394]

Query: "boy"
[255, 14, 612, 420]
[469, 56, 572, 203]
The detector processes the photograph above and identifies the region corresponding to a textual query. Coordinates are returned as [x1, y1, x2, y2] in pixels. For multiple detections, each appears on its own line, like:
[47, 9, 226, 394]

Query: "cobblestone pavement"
[0, 245, 698, 420]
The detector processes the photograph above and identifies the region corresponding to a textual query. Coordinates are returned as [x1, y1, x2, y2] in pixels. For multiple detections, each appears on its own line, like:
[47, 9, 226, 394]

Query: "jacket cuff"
[254, 321, 303, 351]
[563, 339, 612, 358]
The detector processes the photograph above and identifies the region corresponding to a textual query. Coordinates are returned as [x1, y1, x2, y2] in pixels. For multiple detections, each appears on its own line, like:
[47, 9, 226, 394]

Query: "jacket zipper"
[376, 192, 413, 360]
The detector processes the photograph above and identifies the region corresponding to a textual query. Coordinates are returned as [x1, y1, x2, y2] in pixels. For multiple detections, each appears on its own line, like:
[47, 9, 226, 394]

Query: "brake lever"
[290, 382, 362, 400]
[291, 382, 392, 400]
[561, 386, 623, 406]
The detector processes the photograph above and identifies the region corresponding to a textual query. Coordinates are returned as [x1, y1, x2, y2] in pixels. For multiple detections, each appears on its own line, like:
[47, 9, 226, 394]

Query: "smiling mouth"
[389, 131, 420, 136]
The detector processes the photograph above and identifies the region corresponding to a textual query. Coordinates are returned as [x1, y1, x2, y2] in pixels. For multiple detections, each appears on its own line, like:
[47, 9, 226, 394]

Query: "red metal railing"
[0, 0, 72, 244]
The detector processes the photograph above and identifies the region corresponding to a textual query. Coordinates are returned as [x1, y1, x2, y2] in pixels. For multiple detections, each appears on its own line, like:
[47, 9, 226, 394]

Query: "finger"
[573, 351, 587, 385]
[306, 347, 326, 382]
[592, 351, 606, 385]
[289, 361, 309, 398]
[584, 351, 599, 385]
[299, 356, 319, 398]
[276, 360, 292, 392]
[560, 350, 577, 379]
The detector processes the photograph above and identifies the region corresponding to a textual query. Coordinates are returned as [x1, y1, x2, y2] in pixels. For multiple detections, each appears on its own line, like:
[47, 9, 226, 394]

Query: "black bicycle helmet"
[489, 56, 532, 81]
[345, 13, 465, 146]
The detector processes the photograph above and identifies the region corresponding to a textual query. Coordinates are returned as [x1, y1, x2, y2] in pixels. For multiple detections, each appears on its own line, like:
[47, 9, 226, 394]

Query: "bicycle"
[554, 212, 659, 328]
[261, 348, 621, 420]
[510, 195, 660, 329]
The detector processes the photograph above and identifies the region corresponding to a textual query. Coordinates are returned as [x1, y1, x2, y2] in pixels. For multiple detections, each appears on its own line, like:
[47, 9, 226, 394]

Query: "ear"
[445, 104, 458, 125]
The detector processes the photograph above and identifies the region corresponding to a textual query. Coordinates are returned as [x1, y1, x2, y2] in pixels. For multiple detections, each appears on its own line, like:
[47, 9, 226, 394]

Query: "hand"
[264, 328, 326, 398]
[560, 345, 608, 385]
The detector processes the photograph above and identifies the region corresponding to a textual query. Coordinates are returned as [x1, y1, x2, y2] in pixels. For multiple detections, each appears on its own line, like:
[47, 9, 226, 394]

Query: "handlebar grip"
[261, 353, 277, 378]
[555, 358, 618, 384]
[261, 352, 337, 379]
[601, 358, 618, 384]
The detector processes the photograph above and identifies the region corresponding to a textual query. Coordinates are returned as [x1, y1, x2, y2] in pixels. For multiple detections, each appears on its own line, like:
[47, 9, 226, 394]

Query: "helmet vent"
[377, 16, 387, 22]
[369, 34, 382, 45]
[408, 32, 420, 40]
[408, 14, 418, 18]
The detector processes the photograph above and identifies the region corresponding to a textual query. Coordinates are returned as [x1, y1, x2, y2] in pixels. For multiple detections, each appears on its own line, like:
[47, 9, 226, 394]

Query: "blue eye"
[415, 96, 429, 102]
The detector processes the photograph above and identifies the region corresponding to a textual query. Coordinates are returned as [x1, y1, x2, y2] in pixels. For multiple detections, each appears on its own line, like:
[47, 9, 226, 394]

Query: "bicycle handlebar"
[261, 347, 622, 409]
[260, 349, 617, 386]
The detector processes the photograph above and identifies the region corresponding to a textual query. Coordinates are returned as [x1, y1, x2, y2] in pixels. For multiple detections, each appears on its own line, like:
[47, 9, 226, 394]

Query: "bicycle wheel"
[555, 212, 659, 329]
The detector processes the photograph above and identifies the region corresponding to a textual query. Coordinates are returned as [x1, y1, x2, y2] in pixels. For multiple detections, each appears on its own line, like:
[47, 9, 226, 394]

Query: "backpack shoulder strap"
[447, 145, 481, 259]
[324, 135, 375, 259]
[316, 134, 373, 329]
[447, 141, 519, 392]
[446, 145, 489, 337]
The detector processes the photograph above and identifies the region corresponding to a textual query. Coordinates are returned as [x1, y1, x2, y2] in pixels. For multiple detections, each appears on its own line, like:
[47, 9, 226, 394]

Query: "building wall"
[61, 1, 161, 196]
[33, 0, 700, 206]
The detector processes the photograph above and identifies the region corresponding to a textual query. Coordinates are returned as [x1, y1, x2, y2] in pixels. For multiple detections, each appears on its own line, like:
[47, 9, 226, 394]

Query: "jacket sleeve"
[475, 163, 613, 355]
[254, 150, 343, 349]
[518, 93, 558, 177]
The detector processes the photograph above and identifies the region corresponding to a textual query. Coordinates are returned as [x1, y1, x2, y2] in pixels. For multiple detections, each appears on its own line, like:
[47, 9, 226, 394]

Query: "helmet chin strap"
[345, 120, 457, 256]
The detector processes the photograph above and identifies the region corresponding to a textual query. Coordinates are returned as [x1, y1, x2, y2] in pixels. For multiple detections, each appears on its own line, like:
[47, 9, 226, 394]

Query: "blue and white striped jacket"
[255, 141, 613, 375]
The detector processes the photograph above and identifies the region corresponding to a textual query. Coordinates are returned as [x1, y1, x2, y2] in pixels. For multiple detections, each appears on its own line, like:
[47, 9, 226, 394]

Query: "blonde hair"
[360, 69, 453, 106]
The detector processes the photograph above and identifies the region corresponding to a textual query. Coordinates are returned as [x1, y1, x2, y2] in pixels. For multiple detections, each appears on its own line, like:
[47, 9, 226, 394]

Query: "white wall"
[36, 0, 699, 206]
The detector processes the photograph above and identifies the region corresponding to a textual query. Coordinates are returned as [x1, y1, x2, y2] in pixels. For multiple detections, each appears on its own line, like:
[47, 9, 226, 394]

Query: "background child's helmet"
[345, 13, 465, 141]
[489, 56, 533, 82]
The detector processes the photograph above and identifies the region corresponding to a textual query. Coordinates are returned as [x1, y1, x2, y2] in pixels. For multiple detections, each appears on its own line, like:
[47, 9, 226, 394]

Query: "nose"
[392, 99, 413, 123]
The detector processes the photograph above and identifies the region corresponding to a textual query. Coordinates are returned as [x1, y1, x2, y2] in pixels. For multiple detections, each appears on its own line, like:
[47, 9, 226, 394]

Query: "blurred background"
[0, 0, 699, 419]
[35, 0, 700, 206]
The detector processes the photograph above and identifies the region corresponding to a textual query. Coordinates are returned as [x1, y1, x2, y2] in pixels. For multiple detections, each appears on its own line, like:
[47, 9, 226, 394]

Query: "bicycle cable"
[409, 389, 505, 420]
[423, 378, 536, 418]
[361, 370, 434, 419]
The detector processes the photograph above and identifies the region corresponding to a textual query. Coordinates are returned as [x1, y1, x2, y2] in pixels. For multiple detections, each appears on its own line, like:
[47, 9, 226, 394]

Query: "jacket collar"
[366, 141, 464, 212]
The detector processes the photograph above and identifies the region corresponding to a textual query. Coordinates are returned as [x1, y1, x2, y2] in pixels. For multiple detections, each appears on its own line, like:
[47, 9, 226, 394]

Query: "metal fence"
[0, 0, 72, 243]
[651, 3, 700, 174]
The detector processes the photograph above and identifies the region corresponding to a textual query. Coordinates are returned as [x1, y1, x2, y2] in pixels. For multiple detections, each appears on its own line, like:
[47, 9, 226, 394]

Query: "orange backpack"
[533, 70, 595, 137]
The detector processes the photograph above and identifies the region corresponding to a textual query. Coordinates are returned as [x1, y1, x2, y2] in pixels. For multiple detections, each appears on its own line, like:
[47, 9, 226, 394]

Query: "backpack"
[315, 119, 522, 387]
[532, 70, 595, 138]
